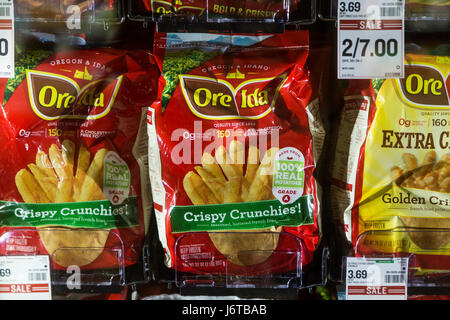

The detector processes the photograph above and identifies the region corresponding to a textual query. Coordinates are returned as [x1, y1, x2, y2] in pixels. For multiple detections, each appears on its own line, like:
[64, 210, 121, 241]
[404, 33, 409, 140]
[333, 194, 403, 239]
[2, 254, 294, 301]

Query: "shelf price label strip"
[0, 0, 14, 79]
[337, 0, 405, 79]
[0, 255, 52, 300]
[345, 257, 408, 300]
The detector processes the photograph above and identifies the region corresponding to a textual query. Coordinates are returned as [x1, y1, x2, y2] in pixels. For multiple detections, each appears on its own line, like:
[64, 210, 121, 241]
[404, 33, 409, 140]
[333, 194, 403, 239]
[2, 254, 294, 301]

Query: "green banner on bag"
[170, 195, 314, 233]
[0, 196, 140, 229]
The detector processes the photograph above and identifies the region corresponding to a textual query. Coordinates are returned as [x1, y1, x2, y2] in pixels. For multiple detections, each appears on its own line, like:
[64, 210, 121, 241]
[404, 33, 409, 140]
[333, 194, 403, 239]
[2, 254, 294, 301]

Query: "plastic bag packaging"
[0, 35, 159, 275]
[141, 0, 292, 22]
[147, 30, 325, 277]
[330, 52, 450, 277]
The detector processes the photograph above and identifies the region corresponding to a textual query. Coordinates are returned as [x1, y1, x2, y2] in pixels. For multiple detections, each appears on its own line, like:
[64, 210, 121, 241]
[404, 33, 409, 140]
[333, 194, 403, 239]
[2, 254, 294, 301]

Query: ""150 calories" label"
[337, 0, 404, 79]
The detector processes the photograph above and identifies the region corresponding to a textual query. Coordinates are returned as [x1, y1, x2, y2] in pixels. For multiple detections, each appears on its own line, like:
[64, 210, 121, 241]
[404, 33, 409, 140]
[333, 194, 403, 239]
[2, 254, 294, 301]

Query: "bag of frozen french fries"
[330, 53, 450, 274]
[0, 41, 158, 271]
[148, 31, 324, 275]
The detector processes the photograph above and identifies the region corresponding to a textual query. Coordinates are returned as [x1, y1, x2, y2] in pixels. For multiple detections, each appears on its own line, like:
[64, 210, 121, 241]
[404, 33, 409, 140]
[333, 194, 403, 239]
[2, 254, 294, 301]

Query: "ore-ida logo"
[397, 64, 449, 109]
[180, 74, 287, 120]
[26, 70, 123, 121]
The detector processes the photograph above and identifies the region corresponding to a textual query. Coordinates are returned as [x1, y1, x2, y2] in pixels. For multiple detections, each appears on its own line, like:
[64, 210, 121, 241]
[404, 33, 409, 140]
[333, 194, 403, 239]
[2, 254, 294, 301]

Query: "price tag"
[346, 257, 408, 300]
[337, 0, 404, 79]
[0, 255, 52, 300]
[0, 0, 14, 79]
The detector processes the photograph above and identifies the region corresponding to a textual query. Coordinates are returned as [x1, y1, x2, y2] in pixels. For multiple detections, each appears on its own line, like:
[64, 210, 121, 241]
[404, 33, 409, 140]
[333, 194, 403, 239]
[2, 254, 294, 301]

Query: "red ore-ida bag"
[147, 30, 325, 276]
[0, 47, 159, 271]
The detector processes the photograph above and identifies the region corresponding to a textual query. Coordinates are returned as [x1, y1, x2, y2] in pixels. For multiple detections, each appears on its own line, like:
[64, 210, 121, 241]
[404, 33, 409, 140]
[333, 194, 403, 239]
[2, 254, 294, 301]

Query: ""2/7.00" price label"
[0, 0, 14, 79]
[337, 0, 404, 79]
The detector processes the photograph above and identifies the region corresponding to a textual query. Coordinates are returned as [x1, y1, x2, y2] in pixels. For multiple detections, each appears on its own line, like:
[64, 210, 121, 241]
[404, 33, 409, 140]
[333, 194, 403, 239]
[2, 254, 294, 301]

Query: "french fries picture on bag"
[14, 141, 111, 267]
[148, 31, 324, 275]
[0, 46, 159, 270]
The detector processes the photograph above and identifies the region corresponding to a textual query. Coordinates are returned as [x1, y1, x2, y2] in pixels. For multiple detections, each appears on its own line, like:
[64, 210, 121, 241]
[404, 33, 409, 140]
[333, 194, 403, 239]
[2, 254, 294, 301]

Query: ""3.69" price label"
[346, 257, 408, 300]
[0, 255, 51, 300]
[337, 0, 404, 79]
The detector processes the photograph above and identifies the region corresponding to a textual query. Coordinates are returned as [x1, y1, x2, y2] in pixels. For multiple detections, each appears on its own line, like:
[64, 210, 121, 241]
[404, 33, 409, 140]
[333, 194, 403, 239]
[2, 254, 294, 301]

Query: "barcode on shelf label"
[385, 274, 405, 284]
[346, 257, 408, 300]
[28, 272, 48, 282]
[380, 6, 402, 17]
[0, 6, 10, 17]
